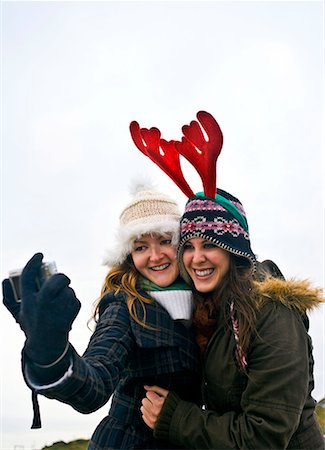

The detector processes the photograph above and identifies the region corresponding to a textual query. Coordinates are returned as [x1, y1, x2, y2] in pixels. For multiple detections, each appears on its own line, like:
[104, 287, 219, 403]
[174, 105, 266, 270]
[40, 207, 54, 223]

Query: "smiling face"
[182, 237, 230, 293]
[131, 234, 179, 287]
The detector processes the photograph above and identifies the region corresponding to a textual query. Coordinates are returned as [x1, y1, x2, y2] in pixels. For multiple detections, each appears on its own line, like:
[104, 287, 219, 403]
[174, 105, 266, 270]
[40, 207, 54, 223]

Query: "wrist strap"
[32, 342, 70, 368]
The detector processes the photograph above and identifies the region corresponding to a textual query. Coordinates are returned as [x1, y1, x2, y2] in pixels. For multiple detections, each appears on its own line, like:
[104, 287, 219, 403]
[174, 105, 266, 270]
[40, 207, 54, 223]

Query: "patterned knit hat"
[177, 189, 257, 284]
[103, 184, 181, 267]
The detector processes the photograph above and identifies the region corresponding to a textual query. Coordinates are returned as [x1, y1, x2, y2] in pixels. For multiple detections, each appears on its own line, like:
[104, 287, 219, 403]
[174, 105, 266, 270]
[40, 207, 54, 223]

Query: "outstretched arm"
[4, 253, 136, 423]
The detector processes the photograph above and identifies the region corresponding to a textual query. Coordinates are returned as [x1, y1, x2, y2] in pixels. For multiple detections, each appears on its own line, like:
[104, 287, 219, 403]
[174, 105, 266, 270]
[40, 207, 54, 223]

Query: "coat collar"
[255, 278, 323, 313]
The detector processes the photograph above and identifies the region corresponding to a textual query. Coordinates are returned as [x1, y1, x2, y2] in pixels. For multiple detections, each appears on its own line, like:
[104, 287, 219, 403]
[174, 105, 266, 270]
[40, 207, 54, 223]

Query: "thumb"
[2, 278, 21, 320]
[144, 385, 169, 398]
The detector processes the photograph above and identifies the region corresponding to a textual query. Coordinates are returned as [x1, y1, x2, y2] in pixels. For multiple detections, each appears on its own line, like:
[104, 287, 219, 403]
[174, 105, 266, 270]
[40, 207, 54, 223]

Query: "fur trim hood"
[255, 278, 324, 313]
[103, 219, 180, 267]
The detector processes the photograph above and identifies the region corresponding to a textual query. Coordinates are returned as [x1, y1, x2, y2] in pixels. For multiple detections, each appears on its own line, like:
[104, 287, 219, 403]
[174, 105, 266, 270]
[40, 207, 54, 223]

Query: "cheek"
[167, 247, 177, 260]
[131, 254, 144, 272]
[182, 254, 190, 270]
[169, 258, 179, 272]
[221, 255, 230, 274]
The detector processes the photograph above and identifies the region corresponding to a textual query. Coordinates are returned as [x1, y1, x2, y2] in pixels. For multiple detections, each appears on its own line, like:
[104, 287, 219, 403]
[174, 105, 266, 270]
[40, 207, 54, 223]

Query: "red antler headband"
[129, 111, 223, 199]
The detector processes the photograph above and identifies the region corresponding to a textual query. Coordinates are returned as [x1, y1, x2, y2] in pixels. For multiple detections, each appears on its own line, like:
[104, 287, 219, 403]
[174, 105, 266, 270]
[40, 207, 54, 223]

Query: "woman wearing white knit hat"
[2, 182, 200, 450]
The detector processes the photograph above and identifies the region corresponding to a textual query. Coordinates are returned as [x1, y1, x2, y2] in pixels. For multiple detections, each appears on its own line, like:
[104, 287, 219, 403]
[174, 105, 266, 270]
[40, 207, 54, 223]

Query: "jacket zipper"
[201, 327, 221, 407]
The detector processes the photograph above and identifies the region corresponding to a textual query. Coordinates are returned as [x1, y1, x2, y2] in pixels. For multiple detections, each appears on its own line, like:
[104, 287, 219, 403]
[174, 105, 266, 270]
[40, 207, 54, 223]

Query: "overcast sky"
[1, 1, 324, 449]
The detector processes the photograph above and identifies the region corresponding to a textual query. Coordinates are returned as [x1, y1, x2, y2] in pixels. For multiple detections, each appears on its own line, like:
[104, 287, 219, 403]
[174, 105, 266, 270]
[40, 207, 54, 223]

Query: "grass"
[42, 439, 89, 450]
[316, 398, 325, 434]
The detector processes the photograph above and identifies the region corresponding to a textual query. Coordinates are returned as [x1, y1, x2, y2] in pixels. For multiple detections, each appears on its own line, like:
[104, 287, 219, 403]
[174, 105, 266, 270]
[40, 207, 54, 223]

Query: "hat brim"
[103, 219, 180, 267]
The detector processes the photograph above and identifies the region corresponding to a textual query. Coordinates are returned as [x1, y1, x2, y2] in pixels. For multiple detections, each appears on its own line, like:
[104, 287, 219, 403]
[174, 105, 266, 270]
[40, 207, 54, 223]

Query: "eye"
[160, 239, 172, 246]
[204, 242, 217, 249]
[133, 245, 147, 252]
[183, 242, 194, 251]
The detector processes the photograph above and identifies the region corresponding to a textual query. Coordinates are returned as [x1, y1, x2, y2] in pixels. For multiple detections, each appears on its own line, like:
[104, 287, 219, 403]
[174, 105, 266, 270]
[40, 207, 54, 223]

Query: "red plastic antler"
[175, 111, 223, 198]
[129, 121, 194, 198]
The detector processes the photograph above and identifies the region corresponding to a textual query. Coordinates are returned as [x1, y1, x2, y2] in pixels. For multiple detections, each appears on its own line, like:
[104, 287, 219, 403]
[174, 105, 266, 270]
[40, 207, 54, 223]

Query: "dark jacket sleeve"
[23, 294, 135, 413]
[154, 302, 310, 449]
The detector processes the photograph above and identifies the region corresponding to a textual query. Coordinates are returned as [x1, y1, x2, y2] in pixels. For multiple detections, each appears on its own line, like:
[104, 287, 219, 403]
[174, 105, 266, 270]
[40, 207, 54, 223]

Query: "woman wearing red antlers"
[132, 112, 325, 449]
[2, 183, 201, 450]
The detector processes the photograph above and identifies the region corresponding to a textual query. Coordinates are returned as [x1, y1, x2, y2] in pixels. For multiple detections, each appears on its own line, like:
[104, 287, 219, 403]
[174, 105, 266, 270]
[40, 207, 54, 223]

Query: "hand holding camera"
[3, 256, 58, 333]
[2, 253, 81, 366]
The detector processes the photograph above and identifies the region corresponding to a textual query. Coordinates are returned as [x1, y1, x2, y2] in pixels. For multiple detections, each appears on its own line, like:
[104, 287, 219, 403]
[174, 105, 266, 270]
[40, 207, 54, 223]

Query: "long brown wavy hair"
[93, 256, 154, 328]
[194, 255, 258, 364]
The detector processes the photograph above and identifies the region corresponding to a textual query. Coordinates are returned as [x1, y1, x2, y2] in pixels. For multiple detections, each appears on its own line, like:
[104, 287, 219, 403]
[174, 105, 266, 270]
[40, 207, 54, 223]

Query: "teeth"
[195, 269, 213, 277]
[151, 263, 169, 271]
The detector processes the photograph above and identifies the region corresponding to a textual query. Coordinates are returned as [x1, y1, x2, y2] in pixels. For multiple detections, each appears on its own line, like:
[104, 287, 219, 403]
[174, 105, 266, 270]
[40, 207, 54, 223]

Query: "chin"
[153, 273, 178, 287]
[153, 277, 173, 287]
[195, 285, 211, 293]
[194, 280, 218, 293]
[156, 281, 170, 288]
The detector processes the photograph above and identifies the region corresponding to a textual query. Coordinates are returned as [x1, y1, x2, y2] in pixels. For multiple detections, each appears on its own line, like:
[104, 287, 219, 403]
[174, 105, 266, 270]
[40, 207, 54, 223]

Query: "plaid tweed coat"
[23, 291, 200, 449]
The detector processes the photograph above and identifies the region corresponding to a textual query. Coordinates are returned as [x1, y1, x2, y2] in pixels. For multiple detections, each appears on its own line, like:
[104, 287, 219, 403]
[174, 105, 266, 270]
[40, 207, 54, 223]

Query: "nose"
[149, 245, 163, 262]
[192, 248, 206, 264]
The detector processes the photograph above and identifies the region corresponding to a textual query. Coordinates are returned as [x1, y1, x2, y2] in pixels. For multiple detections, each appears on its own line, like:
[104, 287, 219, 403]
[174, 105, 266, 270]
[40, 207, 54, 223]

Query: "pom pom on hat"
[103, 180, 181, 267]
[128, 176, 157, 195]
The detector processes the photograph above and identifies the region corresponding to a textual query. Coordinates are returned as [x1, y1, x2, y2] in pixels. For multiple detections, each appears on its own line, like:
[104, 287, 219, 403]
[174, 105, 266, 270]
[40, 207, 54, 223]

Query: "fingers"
[2, 278, 20, 319]
[39, 273, 71, 299]
[141, 397, 161, 430]
[64, 287, 81, 319]
[141, 386, 168, 430]
[140, 406, 157, 430]
[39, 281, 81, 325]
[21, 253, 44, 296]
[142, 413, 155, 430]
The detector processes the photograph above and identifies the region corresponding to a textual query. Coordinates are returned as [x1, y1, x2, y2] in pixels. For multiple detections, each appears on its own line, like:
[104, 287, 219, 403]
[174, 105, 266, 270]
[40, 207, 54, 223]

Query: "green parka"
[153, 278, 325, 449]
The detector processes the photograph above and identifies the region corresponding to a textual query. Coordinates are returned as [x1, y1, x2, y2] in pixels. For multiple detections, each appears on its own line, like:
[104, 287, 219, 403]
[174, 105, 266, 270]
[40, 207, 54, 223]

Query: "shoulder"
[251, 278, 322, 339]
[98, 290, 129, 318]
[254, 278, 323, 315]
[98, 290, 166, 330]
[98, 289, 163, 321]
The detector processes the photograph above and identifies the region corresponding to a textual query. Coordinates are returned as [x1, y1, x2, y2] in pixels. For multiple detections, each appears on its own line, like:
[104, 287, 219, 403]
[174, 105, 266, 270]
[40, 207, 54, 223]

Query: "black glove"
[4, 253, 81, 365]
[3, 278, 24, 332]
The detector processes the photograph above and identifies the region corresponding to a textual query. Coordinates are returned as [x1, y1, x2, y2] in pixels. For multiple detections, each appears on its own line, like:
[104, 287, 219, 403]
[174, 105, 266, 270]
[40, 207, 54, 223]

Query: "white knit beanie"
[103, 183, 181, 267]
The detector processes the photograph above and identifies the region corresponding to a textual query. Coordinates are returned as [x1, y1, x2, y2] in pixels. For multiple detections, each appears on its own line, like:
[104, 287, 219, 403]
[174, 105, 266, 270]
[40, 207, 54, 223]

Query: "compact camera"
[9, 261, 57, 302]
